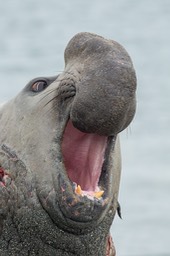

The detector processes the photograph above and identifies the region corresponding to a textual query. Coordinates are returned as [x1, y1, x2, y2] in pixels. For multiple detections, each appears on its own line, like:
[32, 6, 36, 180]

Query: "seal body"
[0, 32, 136, 255]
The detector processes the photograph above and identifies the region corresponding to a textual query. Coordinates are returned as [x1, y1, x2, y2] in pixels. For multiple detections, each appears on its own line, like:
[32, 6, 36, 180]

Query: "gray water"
[0, 0, 170, 255]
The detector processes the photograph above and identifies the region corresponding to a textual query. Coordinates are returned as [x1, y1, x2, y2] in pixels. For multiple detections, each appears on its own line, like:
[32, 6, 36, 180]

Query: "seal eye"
[31, 81, 48, 92]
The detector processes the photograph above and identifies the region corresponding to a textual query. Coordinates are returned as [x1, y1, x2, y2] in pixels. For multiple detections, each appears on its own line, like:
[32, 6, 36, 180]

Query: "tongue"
[62, 120, 107, 191]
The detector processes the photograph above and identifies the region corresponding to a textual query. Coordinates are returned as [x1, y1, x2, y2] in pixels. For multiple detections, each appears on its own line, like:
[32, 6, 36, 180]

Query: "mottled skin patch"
[0, 32, 136, 255]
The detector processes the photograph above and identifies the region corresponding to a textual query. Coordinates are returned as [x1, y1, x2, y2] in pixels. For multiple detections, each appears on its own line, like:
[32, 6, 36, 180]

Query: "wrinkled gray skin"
[0, 32, 136, 255]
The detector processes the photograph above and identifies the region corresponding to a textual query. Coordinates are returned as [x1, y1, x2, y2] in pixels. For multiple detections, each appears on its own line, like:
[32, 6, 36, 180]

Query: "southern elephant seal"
[0, 32, 136, 255]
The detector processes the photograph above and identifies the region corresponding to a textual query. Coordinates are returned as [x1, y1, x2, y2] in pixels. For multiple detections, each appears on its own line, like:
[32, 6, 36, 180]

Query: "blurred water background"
[0, 0, 170, 255]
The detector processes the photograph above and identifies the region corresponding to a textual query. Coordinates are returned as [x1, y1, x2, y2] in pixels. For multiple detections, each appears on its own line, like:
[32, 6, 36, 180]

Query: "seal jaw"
[54, 119, 117, 228]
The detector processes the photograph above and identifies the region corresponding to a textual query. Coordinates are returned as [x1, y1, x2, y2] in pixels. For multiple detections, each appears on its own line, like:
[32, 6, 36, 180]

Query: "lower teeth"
[75, 184, 104, 199]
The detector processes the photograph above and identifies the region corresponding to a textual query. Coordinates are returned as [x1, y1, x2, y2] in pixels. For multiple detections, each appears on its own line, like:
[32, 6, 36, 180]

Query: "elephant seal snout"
[64, 32, 136, 135]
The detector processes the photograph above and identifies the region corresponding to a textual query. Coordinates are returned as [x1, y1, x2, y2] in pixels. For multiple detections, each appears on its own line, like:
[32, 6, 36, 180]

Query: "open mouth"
[61, 120, 115, 203]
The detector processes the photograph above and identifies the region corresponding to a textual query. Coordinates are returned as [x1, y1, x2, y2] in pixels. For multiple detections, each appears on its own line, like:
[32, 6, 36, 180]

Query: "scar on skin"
[0, 165, 10, 187]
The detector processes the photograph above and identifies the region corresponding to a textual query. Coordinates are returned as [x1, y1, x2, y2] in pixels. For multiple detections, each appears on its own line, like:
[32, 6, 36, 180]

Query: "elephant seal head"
[0, 32, 136, 255]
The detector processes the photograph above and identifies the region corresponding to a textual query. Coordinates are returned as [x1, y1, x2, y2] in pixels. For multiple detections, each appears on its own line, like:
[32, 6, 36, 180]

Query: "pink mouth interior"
[61, 120, 107, 191]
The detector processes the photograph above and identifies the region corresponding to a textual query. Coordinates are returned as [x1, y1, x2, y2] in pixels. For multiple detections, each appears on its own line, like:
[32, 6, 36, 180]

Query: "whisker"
[44, 95, 60, 108]
[40, 105, 56, 118]
[35, 70, 76, 117]
[39, 69, 77, 103]
[38, 80, 65, 106]
[39, 88, 57, 103]
[40, 95, 61, 118]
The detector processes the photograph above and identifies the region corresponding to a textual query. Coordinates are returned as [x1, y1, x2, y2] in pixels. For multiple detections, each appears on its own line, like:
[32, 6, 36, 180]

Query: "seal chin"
[55, 119, 117, 227]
